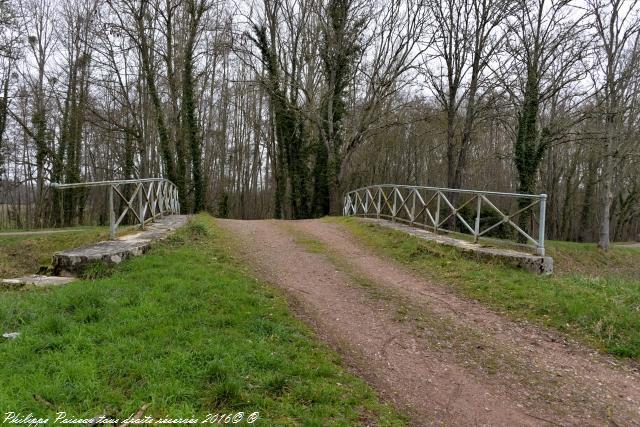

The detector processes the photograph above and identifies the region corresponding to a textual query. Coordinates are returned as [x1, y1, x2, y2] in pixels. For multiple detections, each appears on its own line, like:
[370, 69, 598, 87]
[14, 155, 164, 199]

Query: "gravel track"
[219, 218, 640, 426]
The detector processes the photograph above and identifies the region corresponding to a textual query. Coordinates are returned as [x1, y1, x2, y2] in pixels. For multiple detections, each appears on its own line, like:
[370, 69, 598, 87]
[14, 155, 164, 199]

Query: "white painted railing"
[343, 184, 547, 255]
[51, 178, 180, 239]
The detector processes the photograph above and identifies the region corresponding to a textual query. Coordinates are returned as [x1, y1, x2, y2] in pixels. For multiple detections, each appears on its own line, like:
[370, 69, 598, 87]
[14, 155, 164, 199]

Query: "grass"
[331, 217, 640, 360]
[546, 240, 640, 279]
[0, 226, 135, 278]
[0, 214, 405, 425]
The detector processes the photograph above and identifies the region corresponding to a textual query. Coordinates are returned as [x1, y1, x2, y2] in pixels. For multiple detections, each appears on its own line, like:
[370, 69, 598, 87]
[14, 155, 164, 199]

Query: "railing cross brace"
[343, 184, 547, 255]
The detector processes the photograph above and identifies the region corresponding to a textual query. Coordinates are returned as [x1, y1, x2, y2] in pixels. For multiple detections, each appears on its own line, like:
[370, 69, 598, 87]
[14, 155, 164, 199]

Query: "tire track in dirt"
[292, 219, 640, 425]
[219, 219, 640, 426]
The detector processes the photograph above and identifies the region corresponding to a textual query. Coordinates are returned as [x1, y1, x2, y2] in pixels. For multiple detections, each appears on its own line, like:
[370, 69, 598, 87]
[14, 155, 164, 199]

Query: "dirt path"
[219, 219, 640, 426]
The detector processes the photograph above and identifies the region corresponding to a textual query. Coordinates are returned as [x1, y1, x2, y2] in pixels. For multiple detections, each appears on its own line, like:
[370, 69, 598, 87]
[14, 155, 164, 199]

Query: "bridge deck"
[363, 218, 553, 274]
[52, 215, 188, 276]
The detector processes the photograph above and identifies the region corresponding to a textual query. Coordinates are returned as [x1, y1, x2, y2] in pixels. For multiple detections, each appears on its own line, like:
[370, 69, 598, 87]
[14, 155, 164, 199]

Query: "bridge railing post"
[392, 189, 397, 221]
[538, 194, 547, 256]
[474, 195, 481, 243]
[138, 183, 144, 229]
[109, 185, 115, 240]
[410, 189, 416, 224]
[434, 191, 440, 234]
[160, 181, 166, 215]
[364, 190, 369, 214]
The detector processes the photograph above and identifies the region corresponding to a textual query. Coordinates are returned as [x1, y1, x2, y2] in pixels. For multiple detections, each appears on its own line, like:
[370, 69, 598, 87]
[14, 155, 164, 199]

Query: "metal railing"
[343, 184, 547, 255]
[51, 178, 180, 239]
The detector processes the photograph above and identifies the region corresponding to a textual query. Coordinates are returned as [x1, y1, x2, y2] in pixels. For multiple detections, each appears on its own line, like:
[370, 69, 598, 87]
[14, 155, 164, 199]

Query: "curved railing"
[51, 178, 180, 239]
[343, 184, 547, 256]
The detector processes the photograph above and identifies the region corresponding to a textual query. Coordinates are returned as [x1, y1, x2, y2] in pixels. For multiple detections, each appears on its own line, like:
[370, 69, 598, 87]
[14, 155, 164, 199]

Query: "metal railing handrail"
[343, 184, 547, 256]
[50, 178, 171, 189]
[347, 184, 545, 200]
[51, 178, 180, 239]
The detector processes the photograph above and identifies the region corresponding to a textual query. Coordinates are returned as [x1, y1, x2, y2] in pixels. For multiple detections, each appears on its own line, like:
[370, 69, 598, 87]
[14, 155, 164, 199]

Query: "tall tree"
[0, 0, 21, 178]
[59, 0, 97, 224]
[182, 0, 210, 212]
[589, 0, 640, 250]
[130, 0, 179, 197]
[251, 19, 312, 219]
[499, 0, 589, 232]
[313, 0, 366, 215]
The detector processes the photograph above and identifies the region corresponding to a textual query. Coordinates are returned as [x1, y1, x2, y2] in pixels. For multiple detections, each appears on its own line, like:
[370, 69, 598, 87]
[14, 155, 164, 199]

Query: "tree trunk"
[136, 3, 178, 200]
[183, 1, 205, 212]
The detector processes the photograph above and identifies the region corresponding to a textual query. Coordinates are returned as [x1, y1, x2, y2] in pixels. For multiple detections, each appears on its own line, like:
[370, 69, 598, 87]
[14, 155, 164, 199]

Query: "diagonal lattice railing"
[51, 178, 180, 239]
[343, 184, 547, 256]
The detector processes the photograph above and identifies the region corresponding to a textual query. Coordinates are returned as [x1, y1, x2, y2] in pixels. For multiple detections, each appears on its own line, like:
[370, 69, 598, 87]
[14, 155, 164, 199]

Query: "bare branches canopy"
[1, 0, 639, 245]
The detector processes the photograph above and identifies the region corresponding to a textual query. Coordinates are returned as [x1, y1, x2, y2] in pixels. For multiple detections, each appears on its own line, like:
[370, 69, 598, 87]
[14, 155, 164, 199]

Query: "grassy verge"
[546, 240, 640, 279]
[0, 227, 133, 278]
[0, 214, 405, 425]
[331, 217, 640, 360]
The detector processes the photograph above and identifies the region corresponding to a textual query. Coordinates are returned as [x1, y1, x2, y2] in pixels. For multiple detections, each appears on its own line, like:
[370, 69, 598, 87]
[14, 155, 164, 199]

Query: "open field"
[0, 215, 404, 425]
[333, 217, 640, 359]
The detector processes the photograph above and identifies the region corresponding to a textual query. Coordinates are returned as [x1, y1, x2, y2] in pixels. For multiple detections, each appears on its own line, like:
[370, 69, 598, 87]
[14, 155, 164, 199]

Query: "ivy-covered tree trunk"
[182, 0, 206, 212]
[578, 153, 597, 242]
[252, 25, 311, 219]
[59, 50, 80, 226]
[0, 72, 8, 178]
[271, 107, 285, 219]
[312, 140, 330, 217]
[63, 54, 90, 226]
[123, 129, 135, 180]
[32, 75, 47, 227]
[317, 0, 364, 215]
[514, 63, 548, 240]
[135, 1, 178, 205]
[51, 91, 70, 227]
[288, 120, 311, 219]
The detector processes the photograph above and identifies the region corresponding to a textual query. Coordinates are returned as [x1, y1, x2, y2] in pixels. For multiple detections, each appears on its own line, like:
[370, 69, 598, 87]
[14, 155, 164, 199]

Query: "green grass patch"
[0, 214, 405, 425]
[546, 240, 640, 279]
[0, 227, 134, 278]
[331, 217, 640, 360]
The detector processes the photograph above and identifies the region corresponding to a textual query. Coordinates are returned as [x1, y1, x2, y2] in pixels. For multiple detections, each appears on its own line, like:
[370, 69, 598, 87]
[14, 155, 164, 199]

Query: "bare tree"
[495, 0, 589, 234]
[589, 0, 640, 250]
[425, 0, 511, 192]
[0, 0, 22, 178]
[1, 0, 639, 244]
